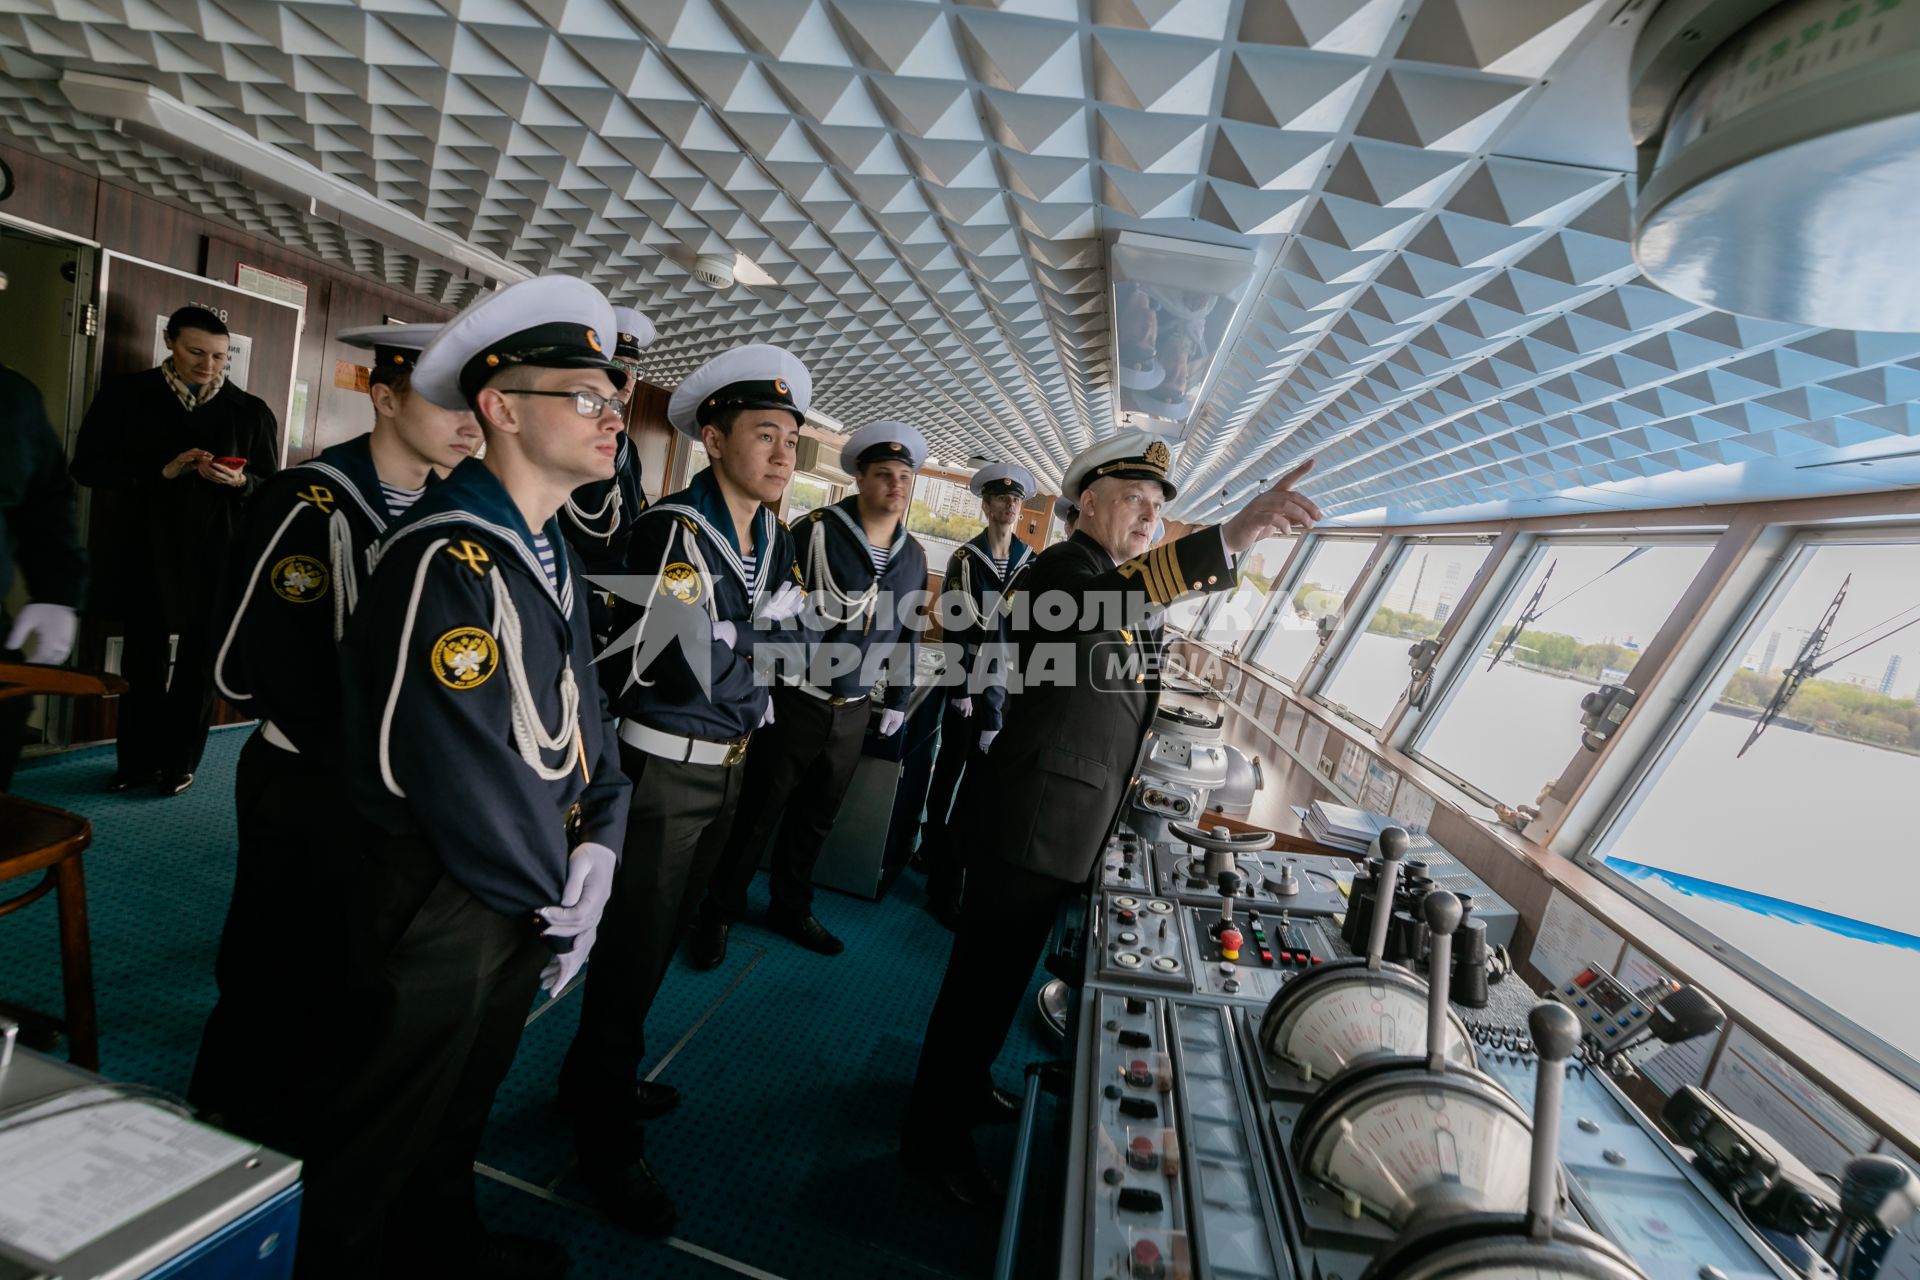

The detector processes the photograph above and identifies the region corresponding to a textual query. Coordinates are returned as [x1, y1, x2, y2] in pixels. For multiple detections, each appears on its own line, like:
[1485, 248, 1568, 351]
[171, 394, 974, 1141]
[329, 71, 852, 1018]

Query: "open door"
[67, 253, 302, 745]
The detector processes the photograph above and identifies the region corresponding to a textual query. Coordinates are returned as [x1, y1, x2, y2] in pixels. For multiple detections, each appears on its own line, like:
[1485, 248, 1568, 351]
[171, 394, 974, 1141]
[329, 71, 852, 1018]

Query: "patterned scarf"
[160, 357, 224, 412]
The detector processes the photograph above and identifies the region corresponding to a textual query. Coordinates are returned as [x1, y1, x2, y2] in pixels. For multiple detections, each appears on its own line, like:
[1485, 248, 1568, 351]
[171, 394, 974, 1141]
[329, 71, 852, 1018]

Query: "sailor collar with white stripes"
[374, 458, 576, 618]
[959, 529, 1028, 583]
[644, 466, 778, 597]
[821, 495, 905, 564]
[292, 433, 392, 536]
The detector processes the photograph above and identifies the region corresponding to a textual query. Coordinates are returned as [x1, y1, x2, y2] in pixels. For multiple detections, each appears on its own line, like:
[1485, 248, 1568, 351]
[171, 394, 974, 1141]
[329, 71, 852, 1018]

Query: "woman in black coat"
[71, 305, 279, 795]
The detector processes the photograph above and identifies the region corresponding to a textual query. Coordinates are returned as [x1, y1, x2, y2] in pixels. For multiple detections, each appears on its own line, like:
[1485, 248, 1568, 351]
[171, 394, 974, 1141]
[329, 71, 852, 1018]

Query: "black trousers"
[565, 742, 744, 1154]
[116, 615, 217, 776]
[703, 686, 868, 922]
[903, 854, 1071, 1159]
[920, 702, 984, 903]
[294, 831, 549, 1276]
[188, 731, 357, 1152]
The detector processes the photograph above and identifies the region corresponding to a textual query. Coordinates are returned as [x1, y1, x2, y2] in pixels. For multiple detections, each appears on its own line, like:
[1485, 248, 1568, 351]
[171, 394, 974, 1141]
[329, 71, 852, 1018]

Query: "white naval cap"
[612, 306, 656, 360]
[665, 343, 810, 440]
[1060, 428, 1178, 503]
[411, 275, 621, 411]
[339, 322, 443, 371]
[841, 420, 928, 474]
[968, 462, 1036, 500]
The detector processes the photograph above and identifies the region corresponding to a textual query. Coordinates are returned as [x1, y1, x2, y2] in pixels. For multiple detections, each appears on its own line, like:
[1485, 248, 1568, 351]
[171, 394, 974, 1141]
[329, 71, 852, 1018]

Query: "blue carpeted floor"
[5, 729, 1061, 1279]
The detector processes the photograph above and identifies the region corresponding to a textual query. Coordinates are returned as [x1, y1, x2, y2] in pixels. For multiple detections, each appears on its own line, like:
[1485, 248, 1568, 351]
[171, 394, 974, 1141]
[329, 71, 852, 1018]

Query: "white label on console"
[1531, 889, 1625, 989]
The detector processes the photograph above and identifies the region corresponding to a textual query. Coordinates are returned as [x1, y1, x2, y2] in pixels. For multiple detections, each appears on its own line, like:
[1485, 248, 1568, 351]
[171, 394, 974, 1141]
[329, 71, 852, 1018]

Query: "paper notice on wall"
[1641, 1029, 1718, 1095]
[1706, 1025, 1874, 1185]
[0, 1089, 252, 1261]
[1335, 741, 1368, 796]
[1278, 701, 1304, 748]
[1388, 783, 1435, 834]
[1530, 889, 1624, 988]
[1300, 720, 1330, 779]
[1358, 758, 1397, 815]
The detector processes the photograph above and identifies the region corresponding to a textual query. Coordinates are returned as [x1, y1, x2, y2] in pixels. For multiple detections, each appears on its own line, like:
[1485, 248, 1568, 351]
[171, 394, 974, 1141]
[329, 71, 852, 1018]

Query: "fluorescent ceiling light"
[60, 70, 529, 289]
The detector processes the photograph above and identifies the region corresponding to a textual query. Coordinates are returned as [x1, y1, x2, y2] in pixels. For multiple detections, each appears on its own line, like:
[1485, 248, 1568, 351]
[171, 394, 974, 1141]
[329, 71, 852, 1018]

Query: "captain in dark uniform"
[901, 432, 1320, 1205]
[296, 278, 631, 1279]
[560, 343, 810, 1237]
[919, 461, 1036, 927]
[690, 420, 930, 965]
[192, 322, 476, 1149]
[560, 305, 654, 649]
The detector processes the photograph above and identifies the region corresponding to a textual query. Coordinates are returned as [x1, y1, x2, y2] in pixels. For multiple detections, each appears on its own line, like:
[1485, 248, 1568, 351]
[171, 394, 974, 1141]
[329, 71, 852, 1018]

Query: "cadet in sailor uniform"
[901, 433, 1320, 1207]
[190, 322, 477, 1150]
[689, 420, 930, 965]
[918, 461, 1036, 928]
[294, 279, 631, 1279]
[561, 306, 654, 649]
[559, 343, 809, 1236]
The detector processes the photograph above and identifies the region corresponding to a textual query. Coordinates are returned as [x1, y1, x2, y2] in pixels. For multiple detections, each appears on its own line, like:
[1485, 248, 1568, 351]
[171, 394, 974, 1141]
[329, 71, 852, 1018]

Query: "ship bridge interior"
[3, 1, 1920, 1278]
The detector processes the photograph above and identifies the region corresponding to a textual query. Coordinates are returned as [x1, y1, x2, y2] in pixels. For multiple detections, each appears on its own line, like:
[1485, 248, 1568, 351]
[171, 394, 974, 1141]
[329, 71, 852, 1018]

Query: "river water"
[1319, 631, 1920, 1065]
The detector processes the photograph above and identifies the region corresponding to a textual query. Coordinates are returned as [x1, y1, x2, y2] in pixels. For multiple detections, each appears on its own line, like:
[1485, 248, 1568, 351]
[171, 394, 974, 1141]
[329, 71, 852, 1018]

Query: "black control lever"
[1838, 1155, 1920, 1280]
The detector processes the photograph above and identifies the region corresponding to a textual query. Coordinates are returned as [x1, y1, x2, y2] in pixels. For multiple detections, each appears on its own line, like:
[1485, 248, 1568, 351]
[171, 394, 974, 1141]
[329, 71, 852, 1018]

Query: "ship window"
[908, 474, 987, 563]
[1246, 537, 1377, 683]
[1199, 535, 1296, 648]
[1591, 537, 1920, 1072]
[784, 473, 838, 520]
[1320, 540, 1492, 730]
[1411, 539, 1711, 806]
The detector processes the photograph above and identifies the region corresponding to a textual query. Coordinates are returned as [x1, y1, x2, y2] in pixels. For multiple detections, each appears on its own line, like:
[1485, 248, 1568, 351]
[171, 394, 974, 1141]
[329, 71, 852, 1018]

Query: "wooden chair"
[0, 661, 127, 1070]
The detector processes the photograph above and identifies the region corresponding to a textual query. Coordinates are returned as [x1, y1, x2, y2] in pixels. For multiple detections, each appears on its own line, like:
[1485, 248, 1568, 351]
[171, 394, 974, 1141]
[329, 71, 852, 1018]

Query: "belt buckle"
[724, 737, 749, 767]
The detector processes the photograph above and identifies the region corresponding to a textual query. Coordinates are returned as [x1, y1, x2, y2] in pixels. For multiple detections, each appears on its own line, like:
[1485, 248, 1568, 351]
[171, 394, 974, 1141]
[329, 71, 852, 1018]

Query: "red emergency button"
[1220, 927, 1242, 960]
[1132, 1238, 1164, 1278]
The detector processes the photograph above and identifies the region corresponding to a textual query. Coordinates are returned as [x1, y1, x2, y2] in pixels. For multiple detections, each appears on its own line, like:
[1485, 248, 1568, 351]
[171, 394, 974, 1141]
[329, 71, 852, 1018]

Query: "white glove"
[951, 696, 973, 717]
[979, 729, 999, 753]
[877, 708, 906, 737]
[712, 619, 737, 650]
[6, 603, 77, 665]
[539, 926, 596, 997]
[759, 581, 807, 622]
[758, 698, 776, 728]
[536, 841, 618, 940]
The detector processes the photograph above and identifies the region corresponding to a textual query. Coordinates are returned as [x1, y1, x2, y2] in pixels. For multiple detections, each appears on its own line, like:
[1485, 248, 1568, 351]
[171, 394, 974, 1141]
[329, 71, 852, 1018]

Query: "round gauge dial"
[1263, 966, 1475, 1080]
[1300, 1075, 1534, 1226]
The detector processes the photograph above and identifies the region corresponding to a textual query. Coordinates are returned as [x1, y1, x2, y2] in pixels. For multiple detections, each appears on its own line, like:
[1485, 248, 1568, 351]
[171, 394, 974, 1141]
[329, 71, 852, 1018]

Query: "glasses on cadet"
[500, 389, 629, 418]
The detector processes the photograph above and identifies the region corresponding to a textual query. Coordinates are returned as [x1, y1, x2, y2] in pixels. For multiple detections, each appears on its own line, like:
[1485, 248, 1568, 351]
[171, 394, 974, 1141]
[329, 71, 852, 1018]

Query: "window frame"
[1243, 533, 1382, 686]
[1404, 532, 1717, 810]
[1313, 534, 1497, 733]
[1574, 525, 1920, 1088]
[1193, 532, 1303, 653]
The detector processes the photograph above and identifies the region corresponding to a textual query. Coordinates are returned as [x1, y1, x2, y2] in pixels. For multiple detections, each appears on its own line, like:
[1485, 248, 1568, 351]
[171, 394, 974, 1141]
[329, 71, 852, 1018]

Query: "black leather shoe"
[472, 1231, 569, 1280]
[159, 772, 195, 797]
[105, 769, 154, 793]
[927, 890, 962, 932]
[977, 1086, 1023, 1124]
[900, 1145, 1005, 1209]
[634, 1079, 679, 1120]
[769, 911, 844, 956]
[688, 918, 728, 971]
[582, 1156, 677, 1236]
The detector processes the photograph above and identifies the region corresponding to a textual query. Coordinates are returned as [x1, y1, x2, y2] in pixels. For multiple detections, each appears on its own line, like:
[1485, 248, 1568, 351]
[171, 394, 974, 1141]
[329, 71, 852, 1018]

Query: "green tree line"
[1720, 669, 1920, 752]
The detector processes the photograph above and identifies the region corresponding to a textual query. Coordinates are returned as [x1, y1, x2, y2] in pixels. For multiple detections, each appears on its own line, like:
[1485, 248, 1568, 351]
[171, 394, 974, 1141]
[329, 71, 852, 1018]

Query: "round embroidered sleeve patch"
[431, 626, 499, 690]
[659, 562, 703, 605]
[271, 554, 331, 603]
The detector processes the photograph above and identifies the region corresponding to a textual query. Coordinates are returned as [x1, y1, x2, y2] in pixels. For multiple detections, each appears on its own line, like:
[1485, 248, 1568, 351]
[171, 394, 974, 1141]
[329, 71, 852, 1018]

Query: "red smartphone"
[214, 456, 247, 470]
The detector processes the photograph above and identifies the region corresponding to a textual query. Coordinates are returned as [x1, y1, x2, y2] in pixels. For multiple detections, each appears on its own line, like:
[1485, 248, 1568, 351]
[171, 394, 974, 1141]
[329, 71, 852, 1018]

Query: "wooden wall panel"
[0, 140, 97, 237]
[627, 380, 674, 504]
[93, 184, 205, 274]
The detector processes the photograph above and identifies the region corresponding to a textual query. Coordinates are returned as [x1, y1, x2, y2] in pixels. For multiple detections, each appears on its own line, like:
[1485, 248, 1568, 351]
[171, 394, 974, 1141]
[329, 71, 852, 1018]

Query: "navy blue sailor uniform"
[562, 416, 648, 647]
[563, 465, 801, 1148]
[700, 491, 927, 930]
[293, 284, 634, 1271]
[919, 528, 1032, 906]
[189, 430, 421, 1148]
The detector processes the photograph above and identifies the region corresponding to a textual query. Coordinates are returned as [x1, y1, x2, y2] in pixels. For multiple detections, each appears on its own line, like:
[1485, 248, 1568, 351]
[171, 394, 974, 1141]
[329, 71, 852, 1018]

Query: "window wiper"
[1737, 575, 1849, 758]
[1487, 560, 1554, 670]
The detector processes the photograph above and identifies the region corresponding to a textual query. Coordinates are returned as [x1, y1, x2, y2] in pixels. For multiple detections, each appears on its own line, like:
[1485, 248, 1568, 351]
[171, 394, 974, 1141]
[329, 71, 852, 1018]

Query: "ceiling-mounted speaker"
[691, 254, 735, 289]
[1630, 0, 1920, 332]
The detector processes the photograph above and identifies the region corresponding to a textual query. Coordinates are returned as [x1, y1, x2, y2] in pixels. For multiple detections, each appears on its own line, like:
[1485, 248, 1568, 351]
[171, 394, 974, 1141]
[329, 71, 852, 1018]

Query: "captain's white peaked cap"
[1060, 428, 1178, 503]
[840, 420, 928, 474]
[412, 275, 620, 411]
[339, 323, 443, 368]
[666, 344, 810, 439]
[969, 462, 1036, 499]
